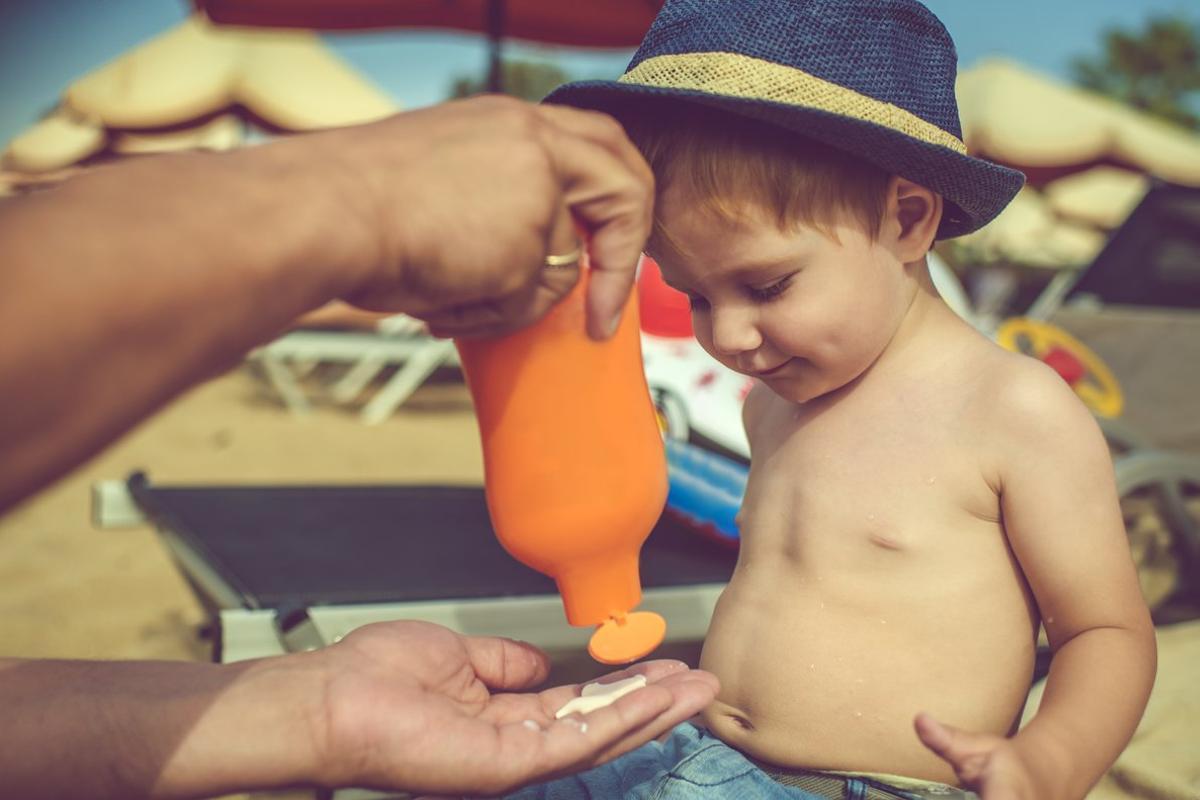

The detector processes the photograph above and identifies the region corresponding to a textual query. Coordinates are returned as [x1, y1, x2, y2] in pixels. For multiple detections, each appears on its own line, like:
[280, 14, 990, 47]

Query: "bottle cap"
[587, 610, 667, 664]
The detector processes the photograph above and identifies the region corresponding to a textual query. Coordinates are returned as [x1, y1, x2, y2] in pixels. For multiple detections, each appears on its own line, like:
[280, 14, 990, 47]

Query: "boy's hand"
[915, 714, 1040, 800]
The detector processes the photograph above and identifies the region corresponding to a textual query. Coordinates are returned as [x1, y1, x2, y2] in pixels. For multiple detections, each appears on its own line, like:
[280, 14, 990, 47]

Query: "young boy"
[515, 1, 1156, 798]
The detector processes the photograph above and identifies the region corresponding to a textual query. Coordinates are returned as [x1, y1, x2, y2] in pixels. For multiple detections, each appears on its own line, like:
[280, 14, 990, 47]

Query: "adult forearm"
[0, 655, 328, 799]
[0, 99, 655, 510]
[1015, 624, 1156, 799]
[0, 139, 372, 510]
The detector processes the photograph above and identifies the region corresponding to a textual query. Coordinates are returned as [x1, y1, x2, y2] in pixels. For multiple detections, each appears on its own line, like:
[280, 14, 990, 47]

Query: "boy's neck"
[827, 257, 963, 403]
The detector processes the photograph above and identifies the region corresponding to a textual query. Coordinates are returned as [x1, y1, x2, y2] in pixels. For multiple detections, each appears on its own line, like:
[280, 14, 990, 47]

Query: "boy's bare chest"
[739, 392, 998, 557]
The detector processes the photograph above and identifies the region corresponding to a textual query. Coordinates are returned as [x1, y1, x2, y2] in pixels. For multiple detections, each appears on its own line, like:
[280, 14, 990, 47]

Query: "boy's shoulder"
[977, 345, 1091, 425]
[967, 341, 1107, 471]
[918, 324, 1085, 422]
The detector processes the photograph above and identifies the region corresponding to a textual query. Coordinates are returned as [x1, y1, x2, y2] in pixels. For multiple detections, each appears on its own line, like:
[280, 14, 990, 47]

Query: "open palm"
[312, 620, 718, 796]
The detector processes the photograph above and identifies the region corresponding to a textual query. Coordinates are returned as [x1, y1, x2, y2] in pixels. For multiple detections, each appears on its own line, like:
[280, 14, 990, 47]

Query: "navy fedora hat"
[545, 0, 1024, 238]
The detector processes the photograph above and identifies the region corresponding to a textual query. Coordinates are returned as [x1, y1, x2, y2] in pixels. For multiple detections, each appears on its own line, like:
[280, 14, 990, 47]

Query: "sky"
[1, 0, 1196, 146]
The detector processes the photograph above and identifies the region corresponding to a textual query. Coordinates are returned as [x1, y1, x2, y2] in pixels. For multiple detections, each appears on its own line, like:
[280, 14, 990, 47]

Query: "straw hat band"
[618, 52, 968, 156]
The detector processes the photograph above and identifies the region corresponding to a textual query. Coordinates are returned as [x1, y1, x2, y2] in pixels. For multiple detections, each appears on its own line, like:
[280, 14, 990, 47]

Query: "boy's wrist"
[1010, 726, 1079, 800]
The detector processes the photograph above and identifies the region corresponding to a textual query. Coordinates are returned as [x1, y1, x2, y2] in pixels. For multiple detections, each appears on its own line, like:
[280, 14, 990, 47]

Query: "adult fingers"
[585, 672, 719, 765]
[535, 104, 655, 189]
[545, 201, 583, 259]
[432, 668, 717, 796]
[532, 659, 696, 715]
[476, 660, 699, 732]
[536, 118, 651, 340]
[501, 681, 682, 788]
[520, 671, 717, 777]
[426, 257, 579, 340]
[462, 636, 552, 691]
[535, 108, 652, 342]
[422, 203, 578, 339]
[421, 301, 504, 335]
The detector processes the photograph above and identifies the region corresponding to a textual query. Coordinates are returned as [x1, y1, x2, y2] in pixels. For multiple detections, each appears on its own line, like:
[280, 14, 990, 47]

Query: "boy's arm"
[919, 360, 1156, 799]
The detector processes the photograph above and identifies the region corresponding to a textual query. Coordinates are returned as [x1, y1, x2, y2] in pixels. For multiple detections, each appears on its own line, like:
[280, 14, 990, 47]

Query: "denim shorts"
[500, 723, 976, 800]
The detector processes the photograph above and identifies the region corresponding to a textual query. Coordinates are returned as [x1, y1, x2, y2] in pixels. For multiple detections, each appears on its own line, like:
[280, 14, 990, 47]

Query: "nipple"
[587, 610, 667, 664]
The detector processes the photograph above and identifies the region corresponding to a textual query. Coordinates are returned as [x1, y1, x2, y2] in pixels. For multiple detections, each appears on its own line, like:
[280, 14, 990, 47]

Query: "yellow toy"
[996, 317, 1125, 418]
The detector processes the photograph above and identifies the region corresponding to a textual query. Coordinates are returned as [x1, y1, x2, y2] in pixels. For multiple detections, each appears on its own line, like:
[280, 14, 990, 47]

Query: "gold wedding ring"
[544, 247, 582, 269]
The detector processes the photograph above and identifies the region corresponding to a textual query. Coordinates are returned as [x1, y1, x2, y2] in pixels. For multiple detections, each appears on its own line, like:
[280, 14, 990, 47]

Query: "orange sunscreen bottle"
[455, 270, 668, 664]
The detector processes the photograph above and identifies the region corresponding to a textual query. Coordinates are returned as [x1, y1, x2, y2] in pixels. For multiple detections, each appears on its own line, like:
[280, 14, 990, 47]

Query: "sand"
[0, 365, 488, 799]
[0, 365, 484, 662]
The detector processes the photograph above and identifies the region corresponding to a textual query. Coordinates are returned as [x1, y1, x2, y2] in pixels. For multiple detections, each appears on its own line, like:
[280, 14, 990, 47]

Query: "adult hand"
[312, 621, 718, 795]
[915, 713, 1040, 800]
[305, 95, 655, 340]
[0, 95, 652, 509]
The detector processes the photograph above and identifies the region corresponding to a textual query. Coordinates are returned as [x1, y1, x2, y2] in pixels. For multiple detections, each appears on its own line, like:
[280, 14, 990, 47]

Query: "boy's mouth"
[754, 359, 792, 377]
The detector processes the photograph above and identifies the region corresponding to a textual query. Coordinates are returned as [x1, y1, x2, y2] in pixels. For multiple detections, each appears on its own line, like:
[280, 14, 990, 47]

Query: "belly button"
[869, 532, 903, 551]
[729, 715, 755, 731]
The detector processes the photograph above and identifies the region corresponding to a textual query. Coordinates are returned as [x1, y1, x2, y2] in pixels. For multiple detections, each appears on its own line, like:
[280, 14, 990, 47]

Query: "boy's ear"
[883, 177, 942, 263]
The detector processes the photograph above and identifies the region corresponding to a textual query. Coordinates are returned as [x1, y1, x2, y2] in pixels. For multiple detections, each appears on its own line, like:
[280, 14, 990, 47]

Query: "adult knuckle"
[494, 267, 530, 298]
[617, 176, 653, 217]
[488, 96, 541, 133]
[581, 108, 628, 140]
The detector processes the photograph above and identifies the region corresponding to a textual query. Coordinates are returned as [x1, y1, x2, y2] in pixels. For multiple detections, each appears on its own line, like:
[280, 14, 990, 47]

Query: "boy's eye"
[748, 275, 793, 302]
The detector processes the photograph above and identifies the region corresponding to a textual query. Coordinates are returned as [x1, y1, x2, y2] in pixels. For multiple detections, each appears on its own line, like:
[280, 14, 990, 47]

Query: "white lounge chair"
[248, 313, 459, 425]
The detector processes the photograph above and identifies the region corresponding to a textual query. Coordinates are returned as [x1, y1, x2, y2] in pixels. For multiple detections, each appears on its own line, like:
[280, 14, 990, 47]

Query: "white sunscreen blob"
[554, 675, 648, 718]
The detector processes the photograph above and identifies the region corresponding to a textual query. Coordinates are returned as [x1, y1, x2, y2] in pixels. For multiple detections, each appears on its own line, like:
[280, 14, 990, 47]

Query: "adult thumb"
[464, 636, 551, 691]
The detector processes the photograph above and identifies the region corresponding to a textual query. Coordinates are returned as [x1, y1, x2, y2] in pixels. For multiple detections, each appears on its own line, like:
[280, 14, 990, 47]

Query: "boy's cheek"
[691, 330, 724, 364]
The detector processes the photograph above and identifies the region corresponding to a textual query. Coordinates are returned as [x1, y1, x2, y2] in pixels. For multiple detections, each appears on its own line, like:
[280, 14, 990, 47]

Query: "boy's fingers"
[914, 713, 963, 764]
[915, 713, 997, 783]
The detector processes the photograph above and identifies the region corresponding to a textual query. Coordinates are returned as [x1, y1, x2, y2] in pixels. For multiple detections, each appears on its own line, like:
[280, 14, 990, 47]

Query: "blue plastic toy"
[664, 438, 747, 545]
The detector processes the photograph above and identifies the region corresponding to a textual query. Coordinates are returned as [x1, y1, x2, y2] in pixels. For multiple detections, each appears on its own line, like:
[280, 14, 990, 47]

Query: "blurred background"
[2, 2, 1199, 799]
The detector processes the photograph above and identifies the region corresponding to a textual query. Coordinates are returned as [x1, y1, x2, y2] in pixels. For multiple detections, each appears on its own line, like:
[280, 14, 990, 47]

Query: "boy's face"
[652, 188, 914, 404]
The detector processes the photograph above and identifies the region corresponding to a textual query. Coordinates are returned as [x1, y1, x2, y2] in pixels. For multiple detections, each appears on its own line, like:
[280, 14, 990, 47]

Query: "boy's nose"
[709, 306, 761, 356]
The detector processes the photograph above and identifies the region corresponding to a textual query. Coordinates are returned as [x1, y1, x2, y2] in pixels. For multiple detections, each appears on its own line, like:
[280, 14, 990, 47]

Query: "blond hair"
[622, 102, 891, 256]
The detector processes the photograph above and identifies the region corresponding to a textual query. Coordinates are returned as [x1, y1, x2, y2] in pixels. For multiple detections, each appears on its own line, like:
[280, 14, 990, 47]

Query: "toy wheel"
[652, 389, 689, 441]
[995, 317, 1125, 418]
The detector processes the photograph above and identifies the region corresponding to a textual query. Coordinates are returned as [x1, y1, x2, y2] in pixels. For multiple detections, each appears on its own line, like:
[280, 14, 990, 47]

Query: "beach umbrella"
[955, 186, 1107, 269]
[957, 58, 1200, 186]
[1043, 166, 1150, 231]
[64, 16, 396, 131]
[195, 0, 662, 92]
[2, 16, 398, 174]
[4, 112, 106, 173]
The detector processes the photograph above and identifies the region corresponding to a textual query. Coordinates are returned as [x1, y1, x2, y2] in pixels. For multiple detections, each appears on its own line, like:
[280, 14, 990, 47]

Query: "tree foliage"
[449, 60, 573, 102]
[1071, 15, 1200, 131]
